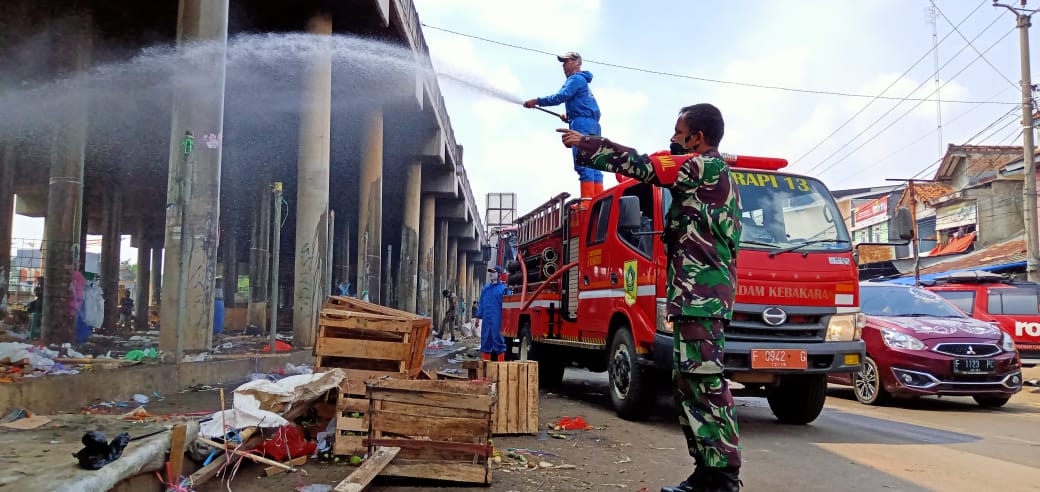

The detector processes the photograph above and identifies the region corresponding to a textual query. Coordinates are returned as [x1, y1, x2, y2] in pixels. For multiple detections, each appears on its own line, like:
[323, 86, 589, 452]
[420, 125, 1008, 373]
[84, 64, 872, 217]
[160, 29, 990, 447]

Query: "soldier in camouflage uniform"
[559, 103, 741, 492]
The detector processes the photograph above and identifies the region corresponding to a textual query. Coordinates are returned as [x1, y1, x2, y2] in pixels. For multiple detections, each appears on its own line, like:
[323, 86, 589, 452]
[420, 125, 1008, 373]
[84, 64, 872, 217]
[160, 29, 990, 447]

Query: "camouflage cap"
[557, 51, 582, 63]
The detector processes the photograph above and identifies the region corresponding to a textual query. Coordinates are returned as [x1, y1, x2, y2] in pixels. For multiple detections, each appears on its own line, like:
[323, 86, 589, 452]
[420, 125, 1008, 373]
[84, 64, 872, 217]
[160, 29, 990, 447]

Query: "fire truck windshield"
[662, 170, 851, 253]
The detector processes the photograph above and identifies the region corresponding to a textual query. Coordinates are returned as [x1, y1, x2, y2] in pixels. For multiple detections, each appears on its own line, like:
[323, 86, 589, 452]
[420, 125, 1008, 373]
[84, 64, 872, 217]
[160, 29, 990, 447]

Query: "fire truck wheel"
[766, 373, 827, 425]
[609, 328, 654, 421]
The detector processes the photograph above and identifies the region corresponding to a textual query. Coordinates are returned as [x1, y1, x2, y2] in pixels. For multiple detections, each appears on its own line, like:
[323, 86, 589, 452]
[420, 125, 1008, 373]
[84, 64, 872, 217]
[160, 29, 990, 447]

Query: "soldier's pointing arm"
[571, 137, 704, 190]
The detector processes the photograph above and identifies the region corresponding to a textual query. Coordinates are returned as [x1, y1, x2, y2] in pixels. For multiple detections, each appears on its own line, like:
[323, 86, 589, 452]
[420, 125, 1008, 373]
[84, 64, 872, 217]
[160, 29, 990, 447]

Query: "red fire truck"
[498, 155, 880, 424]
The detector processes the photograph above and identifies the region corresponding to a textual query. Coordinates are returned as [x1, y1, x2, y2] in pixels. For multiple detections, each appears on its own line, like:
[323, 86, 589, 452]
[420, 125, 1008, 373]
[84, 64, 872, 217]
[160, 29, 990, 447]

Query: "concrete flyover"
[0, 0, 487, 353]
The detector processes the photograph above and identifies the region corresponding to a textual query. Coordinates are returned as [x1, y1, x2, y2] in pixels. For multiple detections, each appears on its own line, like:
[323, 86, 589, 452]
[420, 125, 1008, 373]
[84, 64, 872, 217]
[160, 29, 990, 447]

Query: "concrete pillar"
[357, 110, 383, 305]
[159, 0, 229, 357]
[100, 190, 122, 330]
[42, 12, 91, 344]
[434, 219, 448, 329]
[458, 254, 468, 316]
[291, 12, 332, 348]
[150, 246, 162, 305]
[398, 162, 421, 313]
[447, 238, 458, 293]
[418, 195, 435, 317]
[134, 234, 151, 332]
[222, 226, 237, 308]
[247, 184, 271, 330]
[0, 144, 13, 315]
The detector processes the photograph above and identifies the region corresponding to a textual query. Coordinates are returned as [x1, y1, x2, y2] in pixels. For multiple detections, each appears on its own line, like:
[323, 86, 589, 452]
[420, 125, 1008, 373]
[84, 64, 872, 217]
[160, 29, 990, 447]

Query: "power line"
[793, 0, 988, 166]
[420, 23, 1017, 105]
[803, 16, 1010, 175]
[931, 1, 1018, 89]
[807, 25, 1016, 178]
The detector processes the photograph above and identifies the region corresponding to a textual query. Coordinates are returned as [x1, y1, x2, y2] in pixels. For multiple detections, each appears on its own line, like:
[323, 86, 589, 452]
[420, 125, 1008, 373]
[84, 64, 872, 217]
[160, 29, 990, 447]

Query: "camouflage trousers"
[672, 317, 741, 469]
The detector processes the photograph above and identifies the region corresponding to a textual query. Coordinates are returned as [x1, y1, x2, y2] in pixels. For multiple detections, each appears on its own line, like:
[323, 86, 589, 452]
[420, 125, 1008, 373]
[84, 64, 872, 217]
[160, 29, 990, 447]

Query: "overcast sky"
[414, 0, 1035, 222]
[10, 0, 1036, 261]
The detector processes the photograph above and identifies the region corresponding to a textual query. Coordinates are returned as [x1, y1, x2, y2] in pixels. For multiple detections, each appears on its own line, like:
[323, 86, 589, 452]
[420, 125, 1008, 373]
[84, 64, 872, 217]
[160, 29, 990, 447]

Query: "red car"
[830, 283, 1022, 407]
[924, 271, 1040, 367]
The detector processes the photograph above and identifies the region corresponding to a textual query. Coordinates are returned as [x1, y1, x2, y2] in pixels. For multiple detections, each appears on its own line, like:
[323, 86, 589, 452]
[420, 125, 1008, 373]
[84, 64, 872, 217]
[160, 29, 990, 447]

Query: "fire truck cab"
[499, 154, 870, 424]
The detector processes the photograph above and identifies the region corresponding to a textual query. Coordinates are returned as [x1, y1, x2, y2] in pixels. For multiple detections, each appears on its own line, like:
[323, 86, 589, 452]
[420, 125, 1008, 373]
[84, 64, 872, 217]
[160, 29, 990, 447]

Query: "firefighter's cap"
[557, 52, 581, 63]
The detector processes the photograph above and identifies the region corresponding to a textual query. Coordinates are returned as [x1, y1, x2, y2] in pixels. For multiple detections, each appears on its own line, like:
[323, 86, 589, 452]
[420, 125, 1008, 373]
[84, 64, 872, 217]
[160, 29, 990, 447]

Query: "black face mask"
[670, 132, 695, 155]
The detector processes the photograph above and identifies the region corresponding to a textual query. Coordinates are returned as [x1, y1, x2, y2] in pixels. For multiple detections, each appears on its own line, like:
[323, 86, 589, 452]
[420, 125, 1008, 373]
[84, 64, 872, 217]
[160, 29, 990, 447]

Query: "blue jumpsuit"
[476, 281, 510, 354]
[536, 70, 603, 184]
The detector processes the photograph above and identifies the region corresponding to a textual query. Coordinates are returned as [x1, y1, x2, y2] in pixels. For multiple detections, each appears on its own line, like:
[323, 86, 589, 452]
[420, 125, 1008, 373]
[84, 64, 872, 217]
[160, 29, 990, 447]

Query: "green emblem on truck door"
[624, 260, 637, 306]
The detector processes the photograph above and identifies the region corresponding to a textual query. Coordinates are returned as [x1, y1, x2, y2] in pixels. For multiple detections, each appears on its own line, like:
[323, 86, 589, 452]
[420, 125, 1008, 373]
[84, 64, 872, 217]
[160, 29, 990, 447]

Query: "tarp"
[883, 261, 1026, 285]
[199, 369, 344, 438]
[927, 232, 976, 256]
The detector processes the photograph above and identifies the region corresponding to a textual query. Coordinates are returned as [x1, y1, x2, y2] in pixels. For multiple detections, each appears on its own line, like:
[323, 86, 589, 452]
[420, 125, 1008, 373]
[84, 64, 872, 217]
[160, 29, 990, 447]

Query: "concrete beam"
[435, 199, 466, 222]
[421, 168, 456, 197]
[421, 128, 445, 165]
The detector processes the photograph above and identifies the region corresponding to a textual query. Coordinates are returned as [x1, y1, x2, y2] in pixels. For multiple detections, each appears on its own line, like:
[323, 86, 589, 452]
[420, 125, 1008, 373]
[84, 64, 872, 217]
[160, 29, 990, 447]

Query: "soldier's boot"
[703, 467, 741, 492]
[660, 467, 710, 492]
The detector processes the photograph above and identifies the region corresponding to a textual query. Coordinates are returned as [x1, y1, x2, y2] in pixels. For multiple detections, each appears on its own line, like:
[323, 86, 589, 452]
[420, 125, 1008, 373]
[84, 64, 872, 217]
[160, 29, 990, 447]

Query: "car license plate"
[751, 349, 808, 369]
[953, 358, 996, 374]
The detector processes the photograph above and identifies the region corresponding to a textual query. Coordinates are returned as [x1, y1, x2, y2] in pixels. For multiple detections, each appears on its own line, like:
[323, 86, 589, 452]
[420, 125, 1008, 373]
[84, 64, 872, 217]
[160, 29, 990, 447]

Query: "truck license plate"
[751, 349, 808, 369]
[953, 358, 995, 374]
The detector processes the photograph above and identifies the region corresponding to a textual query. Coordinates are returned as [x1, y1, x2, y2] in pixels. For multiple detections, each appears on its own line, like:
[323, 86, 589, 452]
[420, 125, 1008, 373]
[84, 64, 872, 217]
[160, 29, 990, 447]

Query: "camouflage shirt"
[574, 137, 741, 323]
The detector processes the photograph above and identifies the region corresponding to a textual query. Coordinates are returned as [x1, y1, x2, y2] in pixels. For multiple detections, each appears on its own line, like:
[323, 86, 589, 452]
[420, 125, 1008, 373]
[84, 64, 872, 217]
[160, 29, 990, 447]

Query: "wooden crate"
[316, 309, 413, 456]
[365, 379, 496, 485]
[323, 297, 431, 377]
[483, 361, 539, 435]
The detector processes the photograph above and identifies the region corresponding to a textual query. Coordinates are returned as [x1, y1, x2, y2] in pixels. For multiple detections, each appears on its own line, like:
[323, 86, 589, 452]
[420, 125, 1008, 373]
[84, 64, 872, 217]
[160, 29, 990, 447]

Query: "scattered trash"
[182, 353, 210, 362]
[261, 340, 293, 352]
[296, 485, 333, 492]
[74, 431, 131, 470]
[552, 416, 591, 430]
[1025, 379, 1039, 387]
[284, 363, 313, 375]
[554, 464, 577, 470]
[62, 343, 86, 359]
[259, 425, 316, 461]
[124, 348, 158, 361]
[0, 409, 51, 430]
[132, 393, 150, 404]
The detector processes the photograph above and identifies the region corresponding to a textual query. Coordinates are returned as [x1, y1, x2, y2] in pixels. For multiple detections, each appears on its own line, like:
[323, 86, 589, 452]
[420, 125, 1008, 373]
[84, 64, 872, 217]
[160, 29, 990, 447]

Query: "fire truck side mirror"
[891, 207, 914, 241]
[618, 196, 642, 230]
[482, 245, 492, 262]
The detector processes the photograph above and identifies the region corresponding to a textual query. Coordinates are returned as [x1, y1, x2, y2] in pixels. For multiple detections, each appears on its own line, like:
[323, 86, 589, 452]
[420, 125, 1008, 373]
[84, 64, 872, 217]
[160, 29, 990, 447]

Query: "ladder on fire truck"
[515, 192, 571, 245]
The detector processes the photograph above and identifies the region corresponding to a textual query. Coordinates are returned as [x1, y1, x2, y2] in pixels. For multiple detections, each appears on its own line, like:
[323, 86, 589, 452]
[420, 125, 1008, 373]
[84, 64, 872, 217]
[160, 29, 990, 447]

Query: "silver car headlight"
[656, 300, 673, 335]
[1001, 331, 1017, 353]
[826, 313, 865, 341]
[881, 327, 926, 350]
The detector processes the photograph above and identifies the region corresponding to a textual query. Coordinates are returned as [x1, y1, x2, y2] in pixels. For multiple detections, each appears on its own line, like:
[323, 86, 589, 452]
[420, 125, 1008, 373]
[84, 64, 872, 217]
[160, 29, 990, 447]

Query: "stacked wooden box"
[364, 379, 496, 485]
[315, 296, 431, 456]
[483, 360, 540, 435]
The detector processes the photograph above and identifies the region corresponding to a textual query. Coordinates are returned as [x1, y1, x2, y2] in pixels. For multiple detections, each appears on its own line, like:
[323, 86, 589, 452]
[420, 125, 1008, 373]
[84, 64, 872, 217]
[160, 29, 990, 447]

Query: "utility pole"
[269, 182, 283, 353]
[888, 179, 924, 286]
[995, 1, 1040, 281]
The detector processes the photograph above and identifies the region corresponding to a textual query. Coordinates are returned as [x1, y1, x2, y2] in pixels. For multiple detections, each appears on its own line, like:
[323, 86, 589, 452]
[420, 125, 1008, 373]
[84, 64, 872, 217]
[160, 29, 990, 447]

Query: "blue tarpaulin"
[883, 261, 1026, 284]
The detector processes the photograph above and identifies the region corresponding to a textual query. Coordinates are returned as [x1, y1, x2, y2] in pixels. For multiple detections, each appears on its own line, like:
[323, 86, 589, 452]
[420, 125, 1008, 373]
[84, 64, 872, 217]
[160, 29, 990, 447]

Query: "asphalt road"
[523, 365, 1040, 492]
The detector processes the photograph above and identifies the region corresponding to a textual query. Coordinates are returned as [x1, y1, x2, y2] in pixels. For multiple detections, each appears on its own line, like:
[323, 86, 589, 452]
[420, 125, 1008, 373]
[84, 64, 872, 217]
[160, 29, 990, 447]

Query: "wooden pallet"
[364, 379, 496, 485]
[483, 361, 539, 435]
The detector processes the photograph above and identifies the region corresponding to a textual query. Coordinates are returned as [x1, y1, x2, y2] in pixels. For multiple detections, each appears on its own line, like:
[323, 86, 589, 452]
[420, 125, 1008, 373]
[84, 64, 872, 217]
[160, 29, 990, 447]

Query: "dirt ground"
[188, 372, 681, 492]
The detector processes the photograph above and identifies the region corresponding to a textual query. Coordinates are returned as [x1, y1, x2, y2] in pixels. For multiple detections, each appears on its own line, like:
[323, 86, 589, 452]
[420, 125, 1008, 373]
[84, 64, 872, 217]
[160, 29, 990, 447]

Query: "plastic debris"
[552, 416, 591, 430]
[132, 393, 150, 404]
[74, 431, 131, 470]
